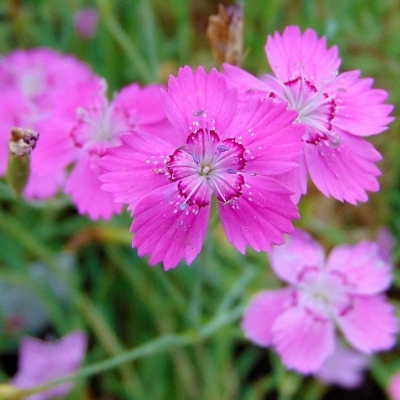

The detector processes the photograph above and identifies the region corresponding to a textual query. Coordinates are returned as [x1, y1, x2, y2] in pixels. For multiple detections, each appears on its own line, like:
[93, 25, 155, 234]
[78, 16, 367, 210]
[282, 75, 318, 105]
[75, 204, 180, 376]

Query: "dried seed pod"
[207, 3, 243, 66]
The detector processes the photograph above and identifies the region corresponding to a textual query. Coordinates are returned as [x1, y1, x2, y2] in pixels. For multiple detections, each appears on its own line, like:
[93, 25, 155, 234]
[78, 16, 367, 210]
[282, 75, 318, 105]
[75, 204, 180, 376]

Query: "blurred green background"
[0, 0, 400, 399]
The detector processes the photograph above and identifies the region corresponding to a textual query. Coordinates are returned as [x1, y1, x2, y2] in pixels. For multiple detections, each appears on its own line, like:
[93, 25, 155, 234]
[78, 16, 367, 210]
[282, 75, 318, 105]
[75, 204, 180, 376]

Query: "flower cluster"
[0, 23, 397, 390]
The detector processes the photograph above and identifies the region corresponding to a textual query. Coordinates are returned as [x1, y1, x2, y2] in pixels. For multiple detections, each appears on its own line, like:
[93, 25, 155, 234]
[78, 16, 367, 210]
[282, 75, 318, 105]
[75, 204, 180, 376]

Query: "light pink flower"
[388, 372, 400, 400]
[100, 66, 305, 269]
[0, 48, 95, 199]
[65, 76, 171, 220]
[223, 26, 394, 204]
[10, 330, 87, 400]
[242, 229, 398, 374]
[314, 341, 369, 388]
[73, 7, 99, 39]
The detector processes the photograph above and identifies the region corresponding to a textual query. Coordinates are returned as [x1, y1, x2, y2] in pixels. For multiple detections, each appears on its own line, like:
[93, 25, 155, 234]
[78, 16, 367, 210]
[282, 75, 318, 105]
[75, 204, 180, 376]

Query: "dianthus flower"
[101, 66, 305, 269]
[64, 76, 170, 220]
[223, 26, 393, 204]
[10, 330, 87, 400]
[0, 48, 95, 199]
[242, 229, 398, 374]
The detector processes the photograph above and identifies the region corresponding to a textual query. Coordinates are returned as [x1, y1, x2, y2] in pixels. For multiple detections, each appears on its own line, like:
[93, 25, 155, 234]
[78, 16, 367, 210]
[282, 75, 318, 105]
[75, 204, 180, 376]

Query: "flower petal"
[304, 131, 381, 204]
[218, 175, 298, 254]
[273, 153, 308, 203]
[100, 131, 174, 209]
[66, 153, 122, 220]
[11, 331, 87, 400]
[227, 98, 305, 176]
[326, 241, 392, 295]
[388, 372, 400, 400]
[223, 63, 271, 101]
[272, 306, 335, 374]
[132, 183, 211, 270]
[314, 341, 369, 389]
[241, 288, 293, 347]
[113, 83, 178, 145]
[161, 66, 238, 141]
[268, 229, 325, 285]
[336, 295, 398, 353]
[23, 168, 65, 200]
[329, 70, 394, 136]
[265, 26, 341, 88]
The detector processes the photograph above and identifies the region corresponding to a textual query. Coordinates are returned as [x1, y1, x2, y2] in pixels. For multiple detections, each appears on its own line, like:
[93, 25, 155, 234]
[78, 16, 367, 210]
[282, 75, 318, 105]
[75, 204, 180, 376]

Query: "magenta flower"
[65, 76, 171, 220]
[223, 26, 394, 204]
[388, 372, 400, 400]
[10, 330, 87, 400]
[101, 66, 305, 269]
[242, 229, 398, 374]
[314, 341, 369, 389]
[0, 48, 94, 199]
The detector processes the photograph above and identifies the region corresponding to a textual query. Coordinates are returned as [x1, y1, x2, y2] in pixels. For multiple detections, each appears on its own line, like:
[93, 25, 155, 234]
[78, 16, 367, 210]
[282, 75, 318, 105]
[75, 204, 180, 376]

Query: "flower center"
[270, 71, 342, 149]
[166, 128, 246, 209]
[71, 101, 134, 156]
[297, 266, 351, 318]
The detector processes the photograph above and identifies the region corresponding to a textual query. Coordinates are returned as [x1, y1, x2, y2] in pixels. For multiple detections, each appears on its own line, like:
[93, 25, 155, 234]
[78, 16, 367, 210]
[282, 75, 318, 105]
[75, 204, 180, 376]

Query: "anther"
[227, 168, 237, 174]
[193, 110, 204, 116]
[217, 145, 230, 152]
[192, 152, 200, 164]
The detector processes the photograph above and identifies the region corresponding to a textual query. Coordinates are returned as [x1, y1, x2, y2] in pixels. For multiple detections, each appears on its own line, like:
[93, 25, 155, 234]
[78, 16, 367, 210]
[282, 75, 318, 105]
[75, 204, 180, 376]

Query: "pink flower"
[388, 372, 400, 400]
[223, 26, 394, 204]
[10, 330, 87, 400]
[73, 7, 99, 39]
[65, 76, 171, 220]
[0, 48, 95, 199]
[314, 341, 369, 388]
[101, 66, 305, 269]
[241, 229, 398, 374]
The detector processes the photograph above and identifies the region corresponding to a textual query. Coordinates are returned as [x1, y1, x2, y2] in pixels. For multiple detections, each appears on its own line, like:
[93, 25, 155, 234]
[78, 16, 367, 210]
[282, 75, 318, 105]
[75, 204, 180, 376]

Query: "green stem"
[21, 304, 244, 397]
[95, 0, 154, 83]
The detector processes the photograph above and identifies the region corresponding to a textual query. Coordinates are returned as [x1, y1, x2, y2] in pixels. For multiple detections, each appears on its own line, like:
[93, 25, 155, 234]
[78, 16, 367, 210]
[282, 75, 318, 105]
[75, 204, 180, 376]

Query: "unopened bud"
[7, 127, 39, 197]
